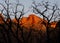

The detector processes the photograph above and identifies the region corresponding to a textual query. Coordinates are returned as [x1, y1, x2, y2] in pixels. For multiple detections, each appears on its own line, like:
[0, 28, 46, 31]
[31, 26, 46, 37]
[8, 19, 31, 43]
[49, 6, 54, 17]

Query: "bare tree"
[0, 0, 34, 43]
[32, 0, 60, 43]
[0, 0, 25, 43]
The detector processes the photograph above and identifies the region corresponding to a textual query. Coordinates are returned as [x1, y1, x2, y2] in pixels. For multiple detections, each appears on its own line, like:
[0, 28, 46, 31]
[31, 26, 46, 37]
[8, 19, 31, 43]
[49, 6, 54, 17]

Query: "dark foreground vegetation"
[0, 20, 60, 43]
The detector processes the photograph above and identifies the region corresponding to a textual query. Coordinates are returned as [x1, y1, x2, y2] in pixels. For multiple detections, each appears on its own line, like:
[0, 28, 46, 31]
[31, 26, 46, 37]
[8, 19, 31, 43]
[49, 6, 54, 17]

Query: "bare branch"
[0, 3, 7, 11]
[49, 4, 58, 22]
[32, 6, 49, 20]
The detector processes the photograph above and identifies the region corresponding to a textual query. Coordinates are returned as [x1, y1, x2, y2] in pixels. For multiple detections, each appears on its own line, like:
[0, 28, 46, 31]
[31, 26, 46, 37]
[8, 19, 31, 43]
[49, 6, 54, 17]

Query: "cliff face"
[20, 14, 46, 31]
[20, 14, 57, 31]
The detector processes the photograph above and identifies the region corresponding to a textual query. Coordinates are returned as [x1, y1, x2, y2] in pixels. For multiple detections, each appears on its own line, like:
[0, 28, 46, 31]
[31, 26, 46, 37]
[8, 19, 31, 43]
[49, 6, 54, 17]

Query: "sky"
[0, 0, 60, 17]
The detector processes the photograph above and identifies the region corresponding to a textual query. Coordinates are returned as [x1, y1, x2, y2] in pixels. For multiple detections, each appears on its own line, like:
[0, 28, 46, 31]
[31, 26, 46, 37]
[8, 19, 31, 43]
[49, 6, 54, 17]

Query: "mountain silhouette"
[20, 14, 47, 32]
[20, 14, 57, 31]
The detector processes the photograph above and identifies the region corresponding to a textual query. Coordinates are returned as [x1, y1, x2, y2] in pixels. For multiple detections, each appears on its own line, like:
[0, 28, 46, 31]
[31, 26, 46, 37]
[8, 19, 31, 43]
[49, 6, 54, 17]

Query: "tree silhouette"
[0, 0, 28, 43]
[32, 0, 60, 43]
[0, 0, 38, 43]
